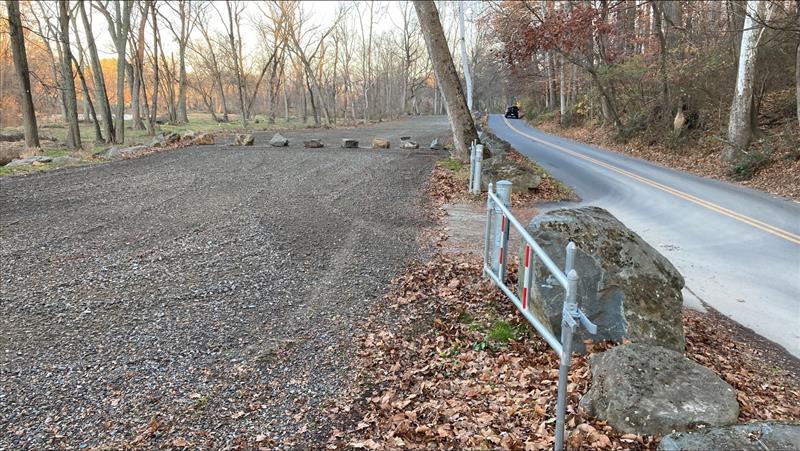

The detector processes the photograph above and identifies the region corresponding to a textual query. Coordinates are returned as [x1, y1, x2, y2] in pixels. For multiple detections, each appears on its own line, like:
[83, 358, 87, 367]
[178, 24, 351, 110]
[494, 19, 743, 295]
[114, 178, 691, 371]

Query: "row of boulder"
[515, 205, 799, 449]
[233, 133, 441, 151]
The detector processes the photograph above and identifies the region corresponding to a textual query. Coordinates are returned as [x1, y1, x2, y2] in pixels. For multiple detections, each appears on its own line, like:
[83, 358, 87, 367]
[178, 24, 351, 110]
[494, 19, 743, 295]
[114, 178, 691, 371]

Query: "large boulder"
[149, 132, 180, 148]
[232, 134, 255, 146]
[372, 138, 390, 149]
[580, 344, 739, 435]
[658, 421, 800, 451]
[341, 139, 358, 148]
[518, 206, 685, 353]
[193, 133, 215, 145]
[5, 155, 53, 167]
[429, 138, 442, 150]
[96, 145, 146, 160]
[303, 139, 324, 148]
[270, 133, 289, 147]
[480, 155, 541, 192]
[400, 140, 419, 149]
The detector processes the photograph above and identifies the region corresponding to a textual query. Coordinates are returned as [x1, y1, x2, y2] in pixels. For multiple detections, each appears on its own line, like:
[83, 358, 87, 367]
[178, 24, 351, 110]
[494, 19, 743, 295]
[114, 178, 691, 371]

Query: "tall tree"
[79, 0, 114, 143]
[58, 0, 80, 149]
[413, 0, 478, 161]
[96, 0, 133, 144]
[161, 0, 195, 123]
[6, 0, 40, 149]
[725, 0, 763, 162]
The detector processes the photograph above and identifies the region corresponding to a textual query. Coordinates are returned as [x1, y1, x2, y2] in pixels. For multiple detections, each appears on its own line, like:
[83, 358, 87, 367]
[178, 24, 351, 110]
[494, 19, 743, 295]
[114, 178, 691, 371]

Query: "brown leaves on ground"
[333, 252, 800, 450]
[425, 151, 572, 209]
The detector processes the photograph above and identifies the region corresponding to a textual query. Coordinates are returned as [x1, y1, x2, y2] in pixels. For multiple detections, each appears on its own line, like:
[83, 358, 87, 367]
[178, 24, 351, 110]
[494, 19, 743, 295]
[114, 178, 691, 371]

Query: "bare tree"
[413, 0, 478, 161]
[57, 0, 80, 149]
[221, 0, 247, 126]
[6, 0, 40, 150]
[725, 0, 763, 162]
[79, 0, 114, 142]
[95, 0, 133, 144]
[160, 0, 196, 123]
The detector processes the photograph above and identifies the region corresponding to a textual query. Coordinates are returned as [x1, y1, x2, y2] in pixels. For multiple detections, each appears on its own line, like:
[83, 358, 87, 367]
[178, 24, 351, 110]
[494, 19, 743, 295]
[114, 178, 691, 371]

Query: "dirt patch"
[0, 117, 450, 450]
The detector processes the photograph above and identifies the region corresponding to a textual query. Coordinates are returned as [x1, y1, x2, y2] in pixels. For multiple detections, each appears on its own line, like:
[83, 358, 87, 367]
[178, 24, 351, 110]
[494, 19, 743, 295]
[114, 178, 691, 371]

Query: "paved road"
[489, 115, 800, 357]
[0, 116, 448, 449]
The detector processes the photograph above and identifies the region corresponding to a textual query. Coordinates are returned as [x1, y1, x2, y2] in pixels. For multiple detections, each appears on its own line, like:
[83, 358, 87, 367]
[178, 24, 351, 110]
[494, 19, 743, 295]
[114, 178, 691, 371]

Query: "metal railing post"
[493, 180, 512, 278]
[469, 140, 476, 193]
[473, 144, 483, 193]
[483, 183, 494, 275]
[555, 268, 579, 451]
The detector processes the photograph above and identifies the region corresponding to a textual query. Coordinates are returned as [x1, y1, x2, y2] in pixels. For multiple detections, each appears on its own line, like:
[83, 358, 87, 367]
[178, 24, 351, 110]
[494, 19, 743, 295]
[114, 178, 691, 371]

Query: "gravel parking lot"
[0, 116, 449, 449]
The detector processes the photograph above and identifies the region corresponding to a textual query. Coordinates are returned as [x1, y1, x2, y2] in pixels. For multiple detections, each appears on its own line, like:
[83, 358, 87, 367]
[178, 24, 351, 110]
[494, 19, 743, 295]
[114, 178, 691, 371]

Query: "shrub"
[728, 146, 772, 181]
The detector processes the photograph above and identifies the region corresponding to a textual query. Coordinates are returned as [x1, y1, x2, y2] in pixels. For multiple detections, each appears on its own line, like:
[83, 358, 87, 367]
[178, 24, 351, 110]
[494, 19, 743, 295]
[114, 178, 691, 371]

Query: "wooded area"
[489, 0, 799, 173]
[1, 0, 798, 175]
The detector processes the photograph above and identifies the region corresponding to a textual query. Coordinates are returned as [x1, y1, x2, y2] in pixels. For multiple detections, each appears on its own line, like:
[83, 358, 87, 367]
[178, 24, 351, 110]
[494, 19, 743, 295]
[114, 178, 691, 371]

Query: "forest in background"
[488, 0, 799, 185]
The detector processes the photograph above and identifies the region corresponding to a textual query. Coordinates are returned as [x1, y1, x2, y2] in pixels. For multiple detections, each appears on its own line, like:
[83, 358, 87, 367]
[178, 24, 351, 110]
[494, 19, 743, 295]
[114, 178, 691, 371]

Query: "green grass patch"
[488, 320, 517, 343]
[440, 158, 464, 172]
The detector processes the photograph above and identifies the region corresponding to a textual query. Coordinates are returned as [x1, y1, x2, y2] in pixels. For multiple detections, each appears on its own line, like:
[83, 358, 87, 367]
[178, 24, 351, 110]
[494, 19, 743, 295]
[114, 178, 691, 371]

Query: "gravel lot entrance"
[0, 116, 449, 448]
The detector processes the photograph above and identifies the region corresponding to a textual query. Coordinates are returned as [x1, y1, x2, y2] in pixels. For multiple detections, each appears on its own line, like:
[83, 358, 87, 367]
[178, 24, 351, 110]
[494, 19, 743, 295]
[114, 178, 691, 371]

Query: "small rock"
[658, 421, 800, 451]
[303, 139, 324, 148]
[96, 145, 147, 159]
[193, 133, 215, 145]
[400, 140, 419, 149]
[580, 343, 739, 435]
[429, 138, 442, 150]
[5, 155, 53, 167]
[341, 139, 358, 148]
[372, 138, 390, 149]
[232, 134, 255, 146]
[182, 130, 197, 140]
[269, 133, 289, 147]
[480, 156, 541, 192]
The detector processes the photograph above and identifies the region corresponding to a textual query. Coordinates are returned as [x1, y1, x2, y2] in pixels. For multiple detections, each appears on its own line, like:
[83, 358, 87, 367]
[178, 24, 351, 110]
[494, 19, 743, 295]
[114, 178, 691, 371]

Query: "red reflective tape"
[499, 248, 504, 264]
[522, 287, 528, 309]
[525, 244, 530, 267]
[501, 216, 505, 232]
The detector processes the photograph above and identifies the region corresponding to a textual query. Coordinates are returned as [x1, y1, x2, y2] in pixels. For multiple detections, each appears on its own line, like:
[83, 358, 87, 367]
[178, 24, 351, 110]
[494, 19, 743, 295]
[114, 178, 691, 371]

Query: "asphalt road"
[490, 115, 800, 358]
[0, 116, 448, 449]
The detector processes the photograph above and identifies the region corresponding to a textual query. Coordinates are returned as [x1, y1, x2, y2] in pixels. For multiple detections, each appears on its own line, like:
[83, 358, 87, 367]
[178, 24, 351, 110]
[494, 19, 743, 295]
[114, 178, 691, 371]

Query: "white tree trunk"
[724, 0, 762, 162]
[559, 54, 566, 119]
[458, 2, 472, 111]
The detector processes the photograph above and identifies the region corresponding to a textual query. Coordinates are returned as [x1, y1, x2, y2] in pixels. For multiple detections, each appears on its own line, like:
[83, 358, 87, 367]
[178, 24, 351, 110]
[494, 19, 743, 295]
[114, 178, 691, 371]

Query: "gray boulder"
[480, 155, 541, 192]
[5, 155, 53, 167]
[149, 132, 180, 148]
[518, 206, 685, 352]
[580, 344, 739, 435]
[659, 421, 800, 451]
[232, 134, 255, 146]
[303, 139, 324, 148]
[270, 133, 289, 147]
[400, 140, 419, 149]
[341, 139, 358, 148]
[429, 138, 442, 150]
[96, 145, 147, 159]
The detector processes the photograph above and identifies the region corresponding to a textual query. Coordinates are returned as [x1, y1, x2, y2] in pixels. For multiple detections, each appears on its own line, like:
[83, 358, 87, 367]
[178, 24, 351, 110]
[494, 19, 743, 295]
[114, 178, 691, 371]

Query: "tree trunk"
[58, 0, 81, 149]
[724, 0, 761, 162]
[114, 1, 133, 144]
[413, 0, 478, 161]
[177, 2, 189, 124]
[225, 0, 247, 127]
[652, 1, 670, 123]
[72, 54, 102, 143]
[6, 0, 40, 149]
[79, 1, 114, 143]
[457, 1, 472, 111]
[796, 25, 800, 128]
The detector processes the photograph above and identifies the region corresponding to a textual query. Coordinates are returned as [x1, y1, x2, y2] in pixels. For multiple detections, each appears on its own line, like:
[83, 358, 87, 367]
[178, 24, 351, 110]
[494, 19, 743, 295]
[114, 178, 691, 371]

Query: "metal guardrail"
[469, 140, 483, 194]
[483, 180, 597, 451]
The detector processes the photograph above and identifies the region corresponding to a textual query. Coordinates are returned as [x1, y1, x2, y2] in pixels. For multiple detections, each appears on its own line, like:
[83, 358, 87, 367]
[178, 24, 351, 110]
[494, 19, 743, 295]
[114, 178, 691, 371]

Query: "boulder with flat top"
[580, 343, 739, 435]
[480, 155, 541, 192]
[658, 421, 800, 451]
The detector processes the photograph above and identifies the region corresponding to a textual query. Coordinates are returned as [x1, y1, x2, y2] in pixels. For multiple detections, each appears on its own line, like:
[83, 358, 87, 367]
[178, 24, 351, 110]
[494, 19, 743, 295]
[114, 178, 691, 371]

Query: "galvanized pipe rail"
[483, 180, 596, 451]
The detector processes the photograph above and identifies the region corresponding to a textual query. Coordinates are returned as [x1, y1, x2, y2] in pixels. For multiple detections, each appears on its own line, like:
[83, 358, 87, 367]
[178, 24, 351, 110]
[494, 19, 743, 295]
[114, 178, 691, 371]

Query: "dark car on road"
[504, 105, 519, 119]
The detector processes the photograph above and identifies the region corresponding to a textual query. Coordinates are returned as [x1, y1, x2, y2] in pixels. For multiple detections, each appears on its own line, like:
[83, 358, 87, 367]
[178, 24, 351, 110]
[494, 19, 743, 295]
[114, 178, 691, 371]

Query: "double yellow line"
[502, 117, 800, 245]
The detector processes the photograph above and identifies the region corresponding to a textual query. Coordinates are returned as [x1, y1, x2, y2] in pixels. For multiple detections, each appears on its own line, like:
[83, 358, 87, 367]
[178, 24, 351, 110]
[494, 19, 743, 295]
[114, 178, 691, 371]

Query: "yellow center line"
[502, 117, 800, 245]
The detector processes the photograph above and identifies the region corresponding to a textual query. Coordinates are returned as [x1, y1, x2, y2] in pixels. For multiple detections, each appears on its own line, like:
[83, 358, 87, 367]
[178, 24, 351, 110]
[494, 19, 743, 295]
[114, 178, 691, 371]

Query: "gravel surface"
[0, 116, 450, 449]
